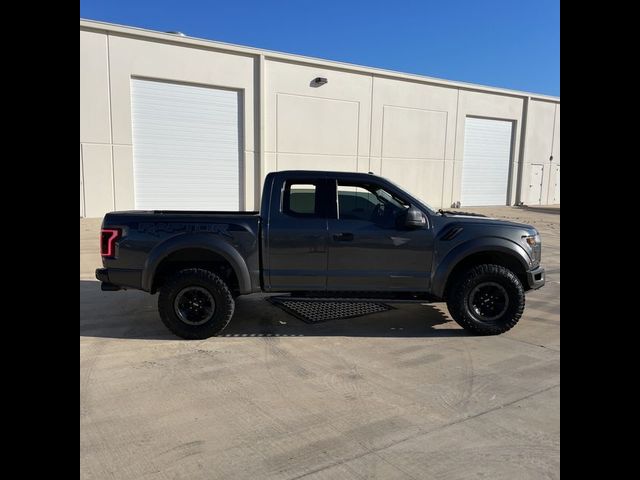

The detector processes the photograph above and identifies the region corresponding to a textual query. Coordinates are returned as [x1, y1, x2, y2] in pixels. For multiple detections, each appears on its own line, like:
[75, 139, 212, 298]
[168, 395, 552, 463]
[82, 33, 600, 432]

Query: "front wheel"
[446, 264, 525, 335]
[158, 268, 235, 339]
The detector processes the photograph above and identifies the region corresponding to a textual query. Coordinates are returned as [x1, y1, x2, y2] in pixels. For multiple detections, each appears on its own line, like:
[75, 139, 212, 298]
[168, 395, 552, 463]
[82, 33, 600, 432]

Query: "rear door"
[266, 179, 331, 291]
[326, 180, 434, 291]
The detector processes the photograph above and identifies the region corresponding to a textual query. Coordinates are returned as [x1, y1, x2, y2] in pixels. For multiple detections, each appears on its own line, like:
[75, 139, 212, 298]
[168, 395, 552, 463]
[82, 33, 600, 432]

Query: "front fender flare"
[141, 233, 252, 293]
[431, 237, 530, 299]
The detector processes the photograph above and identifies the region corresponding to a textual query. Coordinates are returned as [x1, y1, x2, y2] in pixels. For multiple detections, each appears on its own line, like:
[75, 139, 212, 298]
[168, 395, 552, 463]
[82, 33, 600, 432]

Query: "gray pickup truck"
[96, 170, 544, 339]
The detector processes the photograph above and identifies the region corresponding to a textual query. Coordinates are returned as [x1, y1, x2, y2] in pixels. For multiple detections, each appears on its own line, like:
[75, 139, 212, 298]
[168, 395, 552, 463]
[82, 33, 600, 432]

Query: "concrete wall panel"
[80, 146, 85, 217]
[265, 60, 372, 159]
[552, 104, 560, 163]
[381, 106, 447, 159]
[82, 144, 114, 217]
[368, 77, 458, 208]
[276, 94, 360, 156]
[276, 153, 358, 173]
[524, 100, 556, 206]
[80, 30, 111, 144]
[526, 100, 555, 164]
[547, 104, 560, 204]
[381, 158, 445, 209]
[371, 77, 458, 160]
[112, 145, 134, 211]
[243, 150, 257, 211]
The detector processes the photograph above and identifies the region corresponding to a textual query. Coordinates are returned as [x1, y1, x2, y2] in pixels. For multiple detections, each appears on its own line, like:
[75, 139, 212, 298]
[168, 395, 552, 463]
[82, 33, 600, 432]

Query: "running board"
[279, 295, 435, 304]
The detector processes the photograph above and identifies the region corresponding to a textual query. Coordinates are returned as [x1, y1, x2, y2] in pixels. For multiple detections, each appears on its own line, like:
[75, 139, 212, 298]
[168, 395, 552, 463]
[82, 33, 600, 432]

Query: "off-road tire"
[446, 264, 525, 335]
[158, 268, 235, 339]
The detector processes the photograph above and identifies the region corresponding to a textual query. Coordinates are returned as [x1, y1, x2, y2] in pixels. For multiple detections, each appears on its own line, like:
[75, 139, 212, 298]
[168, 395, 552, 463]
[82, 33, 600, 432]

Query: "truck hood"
[436, 212, 535, 231]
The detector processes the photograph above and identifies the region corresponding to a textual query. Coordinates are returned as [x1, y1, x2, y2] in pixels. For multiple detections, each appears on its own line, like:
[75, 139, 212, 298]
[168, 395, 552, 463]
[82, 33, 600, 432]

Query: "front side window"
[337, 182, 409, 227]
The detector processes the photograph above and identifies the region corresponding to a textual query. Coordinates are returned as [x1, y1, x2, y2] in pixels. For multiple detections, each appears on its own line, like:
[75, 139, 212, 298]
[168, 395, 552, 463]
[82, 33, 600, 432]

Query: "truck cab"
[261, 171, 435, 293]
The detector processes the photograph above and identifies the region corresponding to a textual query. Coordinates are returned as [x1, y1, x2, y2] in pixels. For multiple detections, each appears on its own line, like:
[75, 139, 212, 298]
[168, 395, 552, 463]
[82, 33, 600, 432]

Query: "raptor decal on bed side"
[138, 222, 234, 238]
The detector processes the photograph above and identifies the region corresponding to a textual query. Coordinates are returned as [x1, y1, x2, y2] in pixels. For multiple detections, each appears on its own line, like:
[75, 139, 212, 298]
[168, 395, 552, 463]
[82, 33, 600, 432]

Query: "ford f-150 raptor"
[96, 170, 545, 339]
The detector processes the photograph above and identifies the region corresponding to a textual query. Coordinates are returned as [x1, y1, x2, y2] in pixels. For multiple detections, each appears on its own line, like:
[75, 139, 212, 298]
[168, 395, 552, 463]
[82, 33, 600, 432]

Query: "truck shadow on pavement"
[80, 280, 469, 340]
[518, 206, 560, 215]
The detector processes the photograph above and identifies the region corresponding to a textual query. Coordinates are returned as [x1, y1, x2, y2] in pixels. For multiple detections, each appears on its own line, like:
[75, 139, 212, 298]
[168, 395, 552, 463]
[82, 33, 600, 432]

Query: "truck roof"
[269, 170, 384, 181]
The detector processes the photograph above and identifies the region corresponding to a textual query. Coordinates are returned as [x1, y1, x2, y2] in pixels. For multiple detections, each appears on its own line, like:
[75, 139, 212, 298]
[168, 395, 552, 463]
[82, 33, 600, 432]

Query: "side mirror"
[403, 206, 426, 228]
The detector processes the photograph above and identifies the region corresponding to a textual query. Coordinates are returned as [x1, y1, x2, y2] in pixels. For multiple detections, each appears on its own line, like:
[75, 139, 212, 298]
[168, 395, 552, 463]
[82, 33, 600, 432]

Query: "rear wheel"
[158, 268, 235, 339]
[446, 264, 525, 335]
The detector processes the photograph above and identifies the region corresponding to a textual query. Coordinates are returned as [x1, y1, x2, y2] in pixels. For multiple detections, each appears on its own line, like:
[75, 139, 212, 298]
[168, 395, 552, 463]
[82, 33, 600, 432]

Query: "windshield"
[380, 178, 437, 214]
[372, 187, 408, 210]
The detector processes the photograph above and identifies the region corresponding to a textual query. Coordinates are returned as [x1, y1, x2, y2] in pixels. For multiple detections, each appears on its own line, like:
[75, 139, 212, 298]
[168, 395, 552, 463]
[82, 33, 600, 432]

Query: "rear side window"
[282, 182, 321, 217]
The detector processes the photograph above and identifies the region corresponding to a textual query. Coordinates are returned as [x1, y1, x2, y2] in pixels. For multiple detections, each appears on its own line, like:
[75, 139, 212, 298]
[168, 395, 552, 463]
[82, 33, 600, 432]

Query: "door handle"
[333, 232, 354, 242]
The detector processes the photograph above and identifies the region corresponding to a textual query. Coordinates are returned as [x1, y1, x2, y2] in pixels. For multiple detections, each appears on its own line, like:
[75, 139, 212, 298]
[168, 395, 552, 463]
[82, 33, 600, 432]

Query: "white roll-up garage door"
[131, 78, 241, 211]
[461, 117, 513, 206]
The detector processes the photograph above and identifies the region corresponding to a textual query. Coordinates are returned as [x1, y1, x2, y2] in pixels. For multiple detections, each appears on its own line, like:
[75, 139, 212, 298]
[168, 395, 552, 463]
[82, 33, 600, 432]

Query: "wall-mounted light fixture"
[311, 77, 328, 87]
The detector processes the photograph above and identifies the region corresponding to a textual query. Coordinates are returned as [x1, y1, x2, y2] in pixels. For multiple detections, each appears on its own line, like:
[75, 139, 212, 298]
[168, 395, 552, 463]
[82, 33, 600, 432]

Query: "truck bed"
[100, 210, 262, 293]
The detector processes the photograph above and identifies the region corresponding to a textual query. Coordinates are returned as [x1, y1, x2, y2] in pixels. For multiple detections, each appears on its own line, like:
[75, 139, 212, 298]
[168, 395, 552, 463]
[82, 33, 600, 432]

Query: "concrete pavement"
[80, 205, 559, 479]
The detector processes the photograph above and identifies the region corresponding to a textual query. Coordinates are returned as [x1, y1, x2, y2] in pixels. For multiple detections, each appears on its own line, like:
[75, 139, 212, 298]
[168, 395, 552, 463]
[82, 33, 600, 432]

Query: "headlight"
[523, 234, 541, 265]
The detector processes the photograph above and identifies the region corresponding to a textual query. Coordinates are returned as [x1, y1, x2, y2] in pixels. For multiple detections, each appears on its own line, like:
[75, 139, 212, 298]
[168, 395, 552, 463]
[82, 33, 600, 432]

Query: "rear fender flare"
[141, 233, 252, 293]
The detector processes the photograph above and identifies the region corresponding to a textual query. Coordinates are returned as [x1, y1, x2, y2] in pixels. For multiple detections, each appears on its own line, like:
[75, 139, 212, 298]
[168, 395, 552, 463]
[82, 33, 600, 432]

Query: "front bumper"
[526, 265, 545, 290]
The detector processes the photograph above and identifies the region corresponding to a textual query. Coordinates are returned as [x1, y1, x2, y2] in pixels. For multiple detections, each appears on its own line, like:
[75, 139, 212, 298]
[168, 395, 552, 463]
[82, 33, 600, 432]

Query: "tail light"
[100, 228, 121, 257]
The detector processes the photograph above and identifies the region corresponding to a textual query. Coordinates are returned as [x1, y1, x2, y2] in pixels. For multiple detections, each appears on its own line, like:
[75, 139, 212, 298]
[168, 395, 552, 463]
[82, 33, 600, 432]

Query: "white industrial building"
[80, 19, 560, 218]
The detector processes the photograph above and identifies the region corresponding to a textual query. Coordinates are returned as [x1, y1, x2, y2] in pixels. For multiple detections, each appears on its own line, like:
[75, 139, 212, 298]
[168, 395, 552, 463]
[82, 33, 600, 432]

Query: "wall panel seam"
[451, 89, 461, 205]
[80, 145, 86, 217]
[440, 111, 449, 208]
[106, 34, 116, 207]
[368, 75, 374, 171]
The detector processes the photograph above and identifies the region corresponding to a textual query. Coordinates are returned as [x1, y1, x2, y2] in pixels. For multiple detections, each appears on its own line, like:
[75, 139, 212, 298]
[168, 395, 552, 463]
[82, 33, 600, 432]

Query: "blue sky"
[80, 0, 559, 96]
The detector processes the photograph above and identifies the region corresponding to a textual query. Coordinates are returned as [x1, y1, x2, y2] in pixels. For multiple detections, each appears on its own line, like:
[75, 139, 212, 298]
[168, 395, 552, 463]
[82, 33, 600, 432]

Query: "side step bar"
[282, 294, 436, 304]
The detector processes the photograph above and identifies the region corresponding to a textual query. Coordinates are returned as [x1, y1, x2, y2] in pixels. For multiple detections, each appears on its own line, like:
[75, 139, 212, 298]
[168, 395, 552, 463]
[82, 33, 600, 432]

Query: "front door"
[326, 180, 434, 291]
[267, 179, 331, 291]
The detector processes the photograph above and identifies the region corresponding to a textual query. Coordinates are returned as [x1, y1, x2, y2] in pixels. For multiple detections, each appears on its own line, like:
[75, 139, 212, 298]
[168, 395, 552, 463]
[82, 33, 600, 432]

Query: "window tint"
[337, 182, 409, 227]
[337, 186, 379, 221]
[283, 183, 319, 216]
